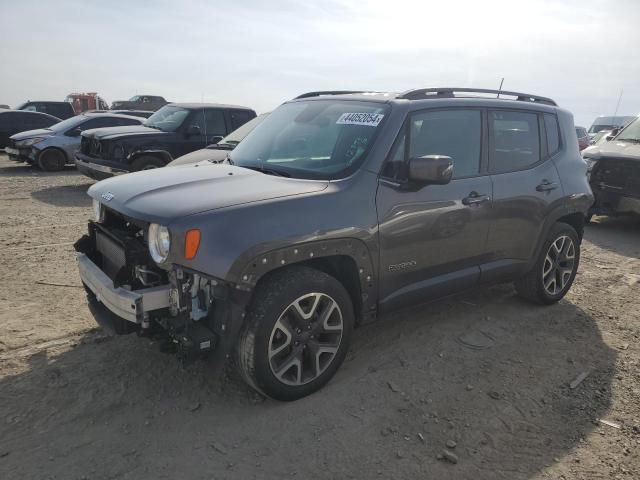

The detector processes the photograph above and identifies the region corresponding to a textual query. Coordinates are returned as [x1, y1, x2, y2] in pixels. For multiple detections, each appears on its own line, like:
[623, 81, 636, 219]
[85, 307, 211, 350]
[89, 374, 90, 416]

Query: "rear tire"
[515, 222, 580, 305]
[38, 149, 66, 171]
[237, 266, 354, 401]
[131, 155, 165, 171]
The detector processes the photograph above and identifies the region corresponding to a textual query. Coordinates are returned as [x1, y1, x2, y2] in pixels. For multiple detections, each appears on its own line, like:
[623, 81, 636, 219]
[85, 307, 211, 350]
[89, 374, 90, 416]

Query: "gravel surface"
[0, 153, 638, 480]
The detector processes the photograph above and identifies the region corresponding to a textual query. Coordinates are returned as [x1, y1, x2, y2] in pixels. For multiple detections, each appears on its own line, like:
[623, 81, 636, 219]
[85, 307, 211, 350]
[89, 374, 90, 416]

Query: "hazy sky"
[1, 0, 639, 127]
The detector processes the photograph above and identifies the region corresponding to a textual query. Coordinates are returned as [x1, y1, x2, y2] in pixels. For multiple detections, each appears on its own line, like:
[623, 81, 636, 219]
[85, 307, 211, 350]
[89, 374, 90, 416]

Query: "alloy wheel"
[268, 293, 343, 386]
[542, 235, 575, 295]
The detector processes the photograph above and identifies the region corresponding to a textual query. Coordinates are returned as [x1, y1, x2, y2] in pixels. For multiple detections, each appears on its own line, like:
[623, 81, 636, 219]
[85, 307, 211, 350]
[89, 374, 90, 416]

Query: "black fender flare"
[128, 149, 173, 166]
[229, 238, 378, 321]
[525, 193, 591, 271]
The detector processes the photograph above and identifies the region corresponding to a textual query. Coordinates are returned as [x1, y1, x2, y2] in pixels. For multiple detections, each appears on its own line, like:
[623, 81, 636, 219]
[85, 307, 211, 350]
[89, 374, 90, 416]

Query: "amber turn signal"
[184, 229, 201, 260]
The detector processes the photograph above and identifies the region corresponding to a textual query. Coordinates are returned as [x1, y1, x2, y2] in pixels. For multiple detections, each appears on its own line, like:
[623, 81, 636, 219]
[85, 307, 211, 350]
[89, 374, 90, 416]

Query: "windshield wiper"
[616, 137, 640, 143]
[243, 165, 291, 177]
[145, 124, 162, 130]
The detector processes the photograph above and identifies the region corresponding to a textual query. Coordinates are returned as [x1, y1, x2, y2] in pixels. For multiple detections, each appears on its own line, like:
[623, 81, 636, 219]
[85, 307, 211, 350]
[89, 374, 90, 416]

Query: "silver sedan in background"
[7, 113, 143, 171]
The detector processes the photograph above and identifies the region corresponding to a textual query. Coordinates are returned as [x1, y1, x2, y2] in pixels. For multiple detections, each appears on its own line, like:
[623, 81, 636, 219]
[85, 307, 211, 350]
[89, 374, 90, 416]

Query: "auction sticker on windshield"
[336, 113, 384, 127]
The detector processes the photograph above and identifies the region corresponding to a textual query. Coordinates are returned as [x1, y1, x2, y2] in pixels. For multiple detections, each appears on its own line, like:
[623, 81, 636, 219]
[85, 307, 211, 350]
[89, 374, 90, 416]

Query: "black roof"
[0, 108, 61, 120]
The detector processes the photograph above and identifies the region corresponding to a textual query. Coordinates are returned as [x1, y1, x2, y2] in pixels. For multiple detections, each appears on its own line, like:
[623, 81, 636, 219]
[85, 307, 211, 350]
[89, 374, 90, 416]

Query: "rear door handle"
[536, 180, 558, 192]
[462, 191, 490, 206]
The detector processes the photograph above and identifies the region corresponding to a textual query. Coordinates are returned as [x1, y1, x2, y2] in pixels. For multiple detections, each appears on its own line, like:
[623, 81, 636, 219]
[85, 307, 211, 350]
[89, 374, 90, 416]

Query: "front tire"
[237, 266, 354, 401]
[38, 149, 66, 171]
[515, 222, 580, 304]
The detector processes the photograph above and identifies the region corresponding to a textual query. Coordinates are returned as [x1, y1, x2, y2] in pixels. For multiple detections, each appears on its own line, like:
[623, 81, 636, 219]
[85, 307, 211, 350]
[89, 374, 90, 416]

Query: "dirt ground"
[0, 152, 638, 480]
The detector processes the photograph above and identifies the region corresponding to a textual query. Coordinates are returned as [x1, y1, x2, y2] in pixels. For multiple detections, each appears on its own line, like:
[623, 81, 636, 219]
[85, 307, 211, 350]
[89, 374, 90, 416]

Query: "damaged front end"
[74, 210, 248, 363]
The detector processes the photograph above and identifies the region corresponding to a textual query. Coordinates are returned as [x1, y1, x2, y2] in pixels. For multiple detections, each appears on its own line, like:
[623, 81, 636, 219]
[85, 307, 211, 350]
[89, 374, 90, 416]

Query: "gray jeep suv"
[74, 88, 593, 401]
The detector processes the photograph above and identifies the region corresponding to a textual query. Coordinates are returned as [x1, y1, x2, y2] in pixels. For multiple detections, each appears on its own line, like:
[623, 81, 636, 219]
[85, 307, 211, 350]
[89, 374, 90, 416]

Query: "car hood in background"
[87, 163, 328, 224]
[82, 125, 169, 141]
[10, 128, 55, 141]
[167, 148, 229, 167]
[582, 141, 640, 161]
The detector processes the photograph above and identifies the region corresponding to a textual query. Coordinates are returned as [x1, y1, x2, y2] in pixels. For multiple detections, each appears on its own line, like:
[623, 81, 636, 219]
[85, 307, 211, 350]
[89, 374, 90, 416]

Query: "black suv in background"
[0, 109, 61, 149]
[583, 115, 640, 220]
[111, 95, 168, 111]
[75, 88, 592, 400]
[17, 101, 76, 119]
[75, 103, 256, 179]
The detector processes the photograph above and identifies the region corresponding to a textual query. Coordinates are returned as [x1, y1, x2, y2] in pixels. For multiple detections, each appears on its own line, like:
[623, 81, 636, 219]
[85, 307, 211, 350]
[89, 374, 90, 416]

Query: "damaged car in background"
[75, 88, 592, 401]
[75, 103, 256, 179]
[7, 113, 143, 171]
[583, 115, 640, 221]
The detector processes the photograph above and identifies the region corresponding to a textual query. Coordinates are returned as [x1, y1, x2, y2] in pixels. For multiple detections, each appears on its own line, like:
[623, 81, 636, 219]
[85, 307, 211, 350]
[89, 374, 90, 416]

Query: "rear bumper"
[76, 252, 170, 324]
[75, 152, 130, 180]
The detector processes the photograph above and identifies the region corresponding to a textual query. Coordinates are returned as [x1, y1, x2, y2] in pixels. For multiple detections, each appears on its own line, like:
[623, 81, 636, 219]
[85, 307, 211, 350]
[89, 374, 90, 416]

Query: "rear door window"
[489, 111, 541, 173]
[230, 110, 253, 130]
[204, 109, 227, 135]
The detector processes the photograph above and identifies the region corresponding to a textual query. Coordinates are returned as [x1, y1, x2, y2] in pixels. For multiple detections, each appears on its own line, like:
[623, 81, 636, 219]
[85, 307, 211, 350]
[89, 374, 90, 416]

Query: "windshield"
[229, 100, 389, 179]
[616, 117, 640, 142]
[212, 113, 269, 148]
[144, 106, 189, 132]
[129, 95, 140, 101]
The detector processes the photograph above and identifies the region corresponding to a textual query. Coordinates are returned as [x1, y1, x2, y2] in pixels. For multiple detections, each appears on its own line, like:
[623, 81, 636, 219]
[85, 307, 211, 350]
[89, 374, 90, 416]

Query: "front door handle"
[462, 191, 490, 205]
[536, 180, 558, 192]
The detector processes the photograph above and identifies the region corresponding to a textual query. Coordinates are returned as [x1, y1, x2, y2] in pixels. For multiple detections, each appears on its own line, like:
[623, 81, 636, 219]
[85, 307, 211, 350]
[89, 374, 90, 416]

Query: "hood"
[10, 128, 54, 141]
[582, 140, 640, 161]
[167, 147, 228, 167]
[88, 163, 328, 224]
[82, 125, 168, 141]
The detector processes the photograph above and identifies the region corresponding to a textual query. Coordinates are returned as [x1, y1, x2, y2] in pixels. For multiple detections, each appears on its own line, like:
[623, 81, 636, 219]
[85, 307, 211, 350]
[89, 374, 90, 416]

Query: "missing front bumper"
[76, 252, 170, 324]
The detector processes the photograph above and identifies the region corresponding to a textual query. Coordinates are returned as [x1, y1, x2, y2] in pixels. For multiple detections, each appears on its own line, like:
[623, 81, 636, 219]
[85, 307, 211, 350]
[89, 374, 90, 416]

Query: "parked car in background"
[587, 115, 636, 140]
[6, 113, 143, 171]
[168, 112, 269, 167]
[111, 95, 168, 112]
[0, 104, 10, 109]
[75, 103, 257, 179]
[66, 92, 109, 114]
[0, 109, 60, 149]
[17, 101, 76, 120]
[88, 109, 154, 119]
[75, 88, 592, 400]
[583, 116, 640, 221]
[575, 126, 590, 151]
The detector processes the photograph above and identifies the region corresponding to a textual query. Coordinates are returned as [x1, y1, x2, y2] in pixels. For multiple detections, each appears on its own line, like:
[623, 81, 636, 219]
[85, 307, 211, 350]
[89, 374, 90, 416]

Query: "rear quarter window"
[543, 113, 560, 154]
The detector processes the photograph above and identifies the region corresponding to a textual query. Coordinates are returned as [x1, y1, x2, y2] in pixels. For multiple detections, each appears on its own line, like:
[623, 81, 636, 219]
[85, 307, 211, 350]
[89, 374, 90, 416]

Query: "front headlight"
[17, 137, 45, 147]
[92, 199, 105, 223]
[148, 223, 171, 264]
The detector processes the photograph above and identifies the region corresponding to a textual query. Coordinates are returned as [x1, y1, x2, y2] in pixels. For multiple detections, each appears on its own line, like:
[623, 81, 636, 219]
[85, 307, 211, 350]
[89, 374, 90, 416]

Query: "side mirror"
[186, 125, 201, 136]
[407, 155, 454, 185]
[208, 135, 224, 145]
[67, 127, 82, 137]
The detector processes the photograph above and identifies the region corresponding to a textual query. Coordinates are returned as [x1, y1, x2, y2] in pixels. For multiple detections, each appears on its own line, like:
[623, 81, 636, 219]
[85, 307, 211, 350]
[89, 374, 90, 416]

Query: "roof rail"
[294, 90, 368, 99]
[397, 87, 557, 106]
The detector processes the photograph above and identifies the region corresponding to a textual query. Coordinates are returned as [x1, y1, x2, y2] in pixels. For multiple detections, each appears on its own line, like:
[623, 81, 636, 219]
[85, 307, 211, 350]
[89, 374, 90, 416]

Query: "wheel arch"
[38, 146, 69, 163]
[234, 239, 378, 324]
[128, 149, 173, 166]
[526, 203, 587, 271]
